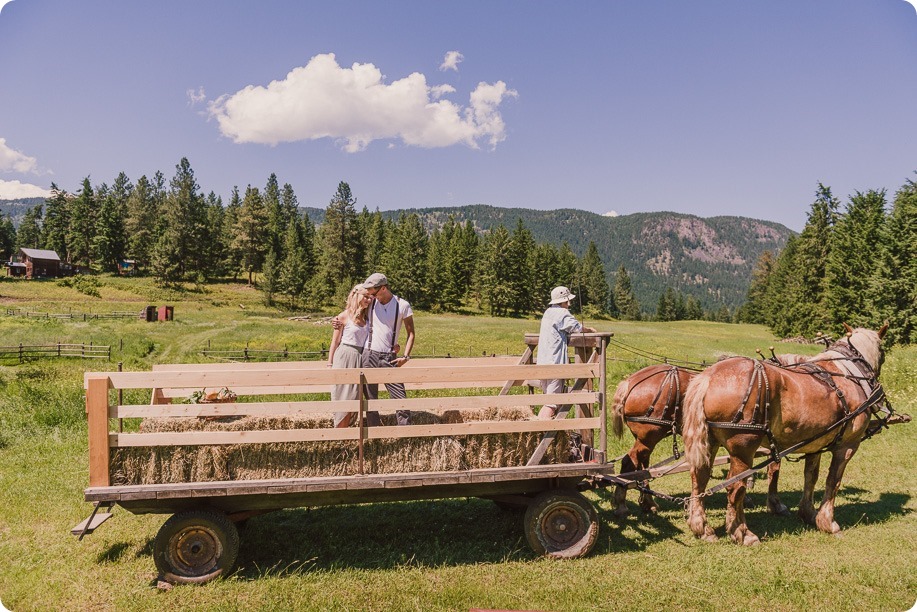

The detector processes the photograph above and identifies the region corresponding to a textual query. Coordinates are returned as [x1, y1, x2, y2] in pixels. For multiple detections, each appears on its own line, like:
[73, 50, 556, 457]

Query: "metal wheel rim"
[167, 526, 223, 577]
[539, 504, 587, 549]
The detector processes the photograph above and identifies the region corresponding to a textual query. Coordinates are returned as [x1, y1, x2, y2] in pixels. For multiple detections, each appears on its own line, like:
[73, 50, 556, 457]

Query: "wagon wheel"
[153, 510, 240, 585]
[524, 489, 598, 559]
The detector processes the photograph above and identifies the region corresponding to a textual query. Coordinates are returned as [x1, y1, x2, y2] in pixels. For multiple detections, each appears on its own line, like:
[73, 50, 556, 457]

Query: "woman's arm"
[327, 312, 347, 366]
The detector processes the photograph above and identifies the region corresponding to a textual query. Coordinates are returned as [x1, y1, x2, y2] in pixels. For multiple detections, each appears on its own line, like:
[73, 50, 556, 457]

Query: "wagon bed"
[77, 333, 625, 583]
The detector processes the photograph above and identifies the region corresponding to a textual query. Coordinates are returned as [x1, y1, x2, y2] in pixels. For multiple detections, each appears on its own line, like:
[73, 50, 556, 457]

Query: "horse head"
[839, 322, 888, 375]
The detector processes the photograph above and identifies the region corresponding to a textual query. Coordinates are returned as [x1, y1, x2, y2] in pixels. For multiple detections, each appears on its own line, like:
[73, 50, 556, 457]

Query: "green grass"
[0, 276, 914, 611]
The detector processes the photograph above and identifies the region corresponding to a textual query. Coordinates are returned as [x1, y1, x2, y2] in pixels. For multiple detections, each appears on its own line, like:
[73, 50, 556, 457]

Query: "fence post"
[19, 343, 22, 363]
[117, 362, 123, 432]
[86, 376, 111, 487]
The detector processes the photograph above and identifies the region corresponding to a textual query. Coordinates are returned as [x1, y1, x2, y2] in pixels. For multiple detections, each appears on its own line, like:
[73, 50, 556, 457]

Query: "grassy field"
[0, 276, 914, 611]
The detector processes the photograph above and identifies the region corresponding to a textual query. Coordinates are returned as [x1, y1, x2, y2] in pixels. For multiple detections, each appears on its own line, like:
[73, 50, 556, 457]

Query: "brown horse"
[682, 324, 887, 545]
[611, 364, 787, 518]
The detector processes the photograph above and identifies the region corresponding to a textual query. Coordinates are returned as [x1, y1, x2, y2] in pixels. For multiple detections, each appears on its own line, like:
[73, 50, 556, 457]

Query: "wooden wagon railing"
[84, 334, 611, 490]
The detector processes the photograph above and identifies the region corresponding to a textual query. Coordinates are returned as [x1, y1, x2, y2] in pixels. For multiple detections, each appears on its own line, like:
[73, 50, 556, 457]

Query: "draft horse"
[611, 364, 786, 518]
[682, 324, 888, 545]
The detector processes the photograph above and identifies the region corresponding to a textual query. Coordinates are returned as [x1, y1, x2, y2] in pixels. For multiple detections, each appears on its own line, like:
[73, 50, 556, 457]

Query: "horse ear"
[878, 321, 889, 339]
[843, 322, 853, 336]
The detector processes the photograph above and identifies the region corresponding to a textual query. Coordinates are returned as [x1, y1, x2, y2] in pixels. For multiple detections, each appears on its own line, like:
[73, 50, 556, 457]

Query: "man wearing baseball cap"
[357, 272, 415, 426]
[535, 286, 595, 420]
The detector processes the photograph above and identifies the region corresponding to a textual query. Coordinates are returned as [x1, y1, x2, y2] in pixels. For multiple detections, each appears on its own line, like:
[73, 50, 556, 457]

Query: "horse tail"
[610, 377, 630, 439]
[683, 371, 712, 470]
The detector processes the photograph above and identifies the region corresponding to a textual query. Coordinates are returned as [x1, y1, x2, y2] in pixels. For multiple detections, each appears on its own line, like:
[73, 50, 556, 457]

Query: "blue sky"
[1, 0, 915, 230]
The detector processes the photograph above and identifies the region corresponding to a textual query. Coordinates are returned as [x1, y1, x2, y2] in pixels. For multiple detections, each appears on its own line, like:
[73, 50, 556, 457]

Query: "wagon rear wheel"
[153, 510, 240, 585]
[524, 489, 598, 559]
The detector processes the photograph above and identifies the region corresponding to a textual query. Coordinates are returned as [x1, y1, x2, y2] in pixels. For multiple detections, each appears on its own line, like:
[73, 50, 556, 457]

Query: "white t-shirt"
[366, 294, 413, 353]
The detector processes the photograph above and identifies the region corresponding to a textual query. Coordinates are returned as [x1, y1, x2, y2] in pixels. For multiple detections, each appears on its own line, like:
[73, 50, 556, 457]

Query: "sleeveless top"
[341, 317, 370, 348]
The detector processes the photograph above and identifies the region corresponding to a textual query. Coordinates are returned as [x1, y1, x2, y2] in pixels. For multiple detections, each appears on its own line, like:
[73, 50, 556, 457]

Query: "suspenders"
[367, 296, 401, 353]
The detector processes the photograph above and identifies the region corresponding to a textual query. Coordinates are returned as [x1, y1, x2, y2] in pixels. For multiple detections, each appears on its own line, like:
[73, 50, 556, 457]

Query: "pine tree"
[789, 183, 840, 337]
[124, 175, 157, 267]
[382, 213, 428, 308]
[316, 181, 360, 299]
[764, 235, 801, 336]
[0, 215, 16, 260]
[877, 177, 917, 344]
[613, 266, 641, 320]
[233, 185, 269, 285]
[278, 216, 314, 309]
[359, 208, 386, 275]
[737, 250, 776, 324]
[91, 172, 131, 272]
[222, 187, 243, 279]
[263, 173, 283, 258]
[656, 287, 677, 321]
[67, 178, 95, 266]
[479, 224, 513, 316]
[684, 294, 704, 320]
[16, 205, 42, 250]
[529, 242, 560, 311]
[825, 190, 887, 328]
[169, 158, 209, 278]
[449, 220, 478, 308]
[580, 241, 609, 315]
[42, 184, 70, 259]
[507, 219, 535, 315]
[202, 192, 226, 278]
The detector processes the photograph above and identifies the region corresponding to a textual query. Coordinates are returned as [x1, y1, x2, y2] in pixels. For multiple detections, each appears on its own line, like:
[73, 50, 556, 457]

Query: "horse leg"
[633, 439, 660, 514]
[687, 443, 719, 542]
[766, 460, 790, 516]
[724, 442, 760, 546]
[816, 445, 858, 535]
[797, 453, 821, 525]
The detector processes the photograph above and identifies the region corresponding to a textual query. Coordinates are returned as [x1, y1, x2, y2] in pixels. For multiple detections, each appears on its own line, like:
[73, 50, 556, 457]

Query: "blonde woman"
[328, 285, 373, 427]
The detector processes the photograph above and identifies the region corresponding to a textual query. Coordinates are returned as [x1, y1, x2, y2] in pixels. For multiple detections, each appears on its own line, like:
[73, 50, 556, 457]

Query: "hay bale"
[110, 406, 574, 485]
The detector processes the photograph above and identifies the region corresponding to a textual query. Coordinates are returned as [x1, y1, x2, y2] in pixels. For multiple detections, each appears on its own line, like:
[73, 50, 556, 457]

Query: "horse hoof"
[743, 532, 761, 546]
[640, 504, 659, 515]
[613, 506, 630, 519]
[769, 503, 790, 517]
[701, 533, 718, 543]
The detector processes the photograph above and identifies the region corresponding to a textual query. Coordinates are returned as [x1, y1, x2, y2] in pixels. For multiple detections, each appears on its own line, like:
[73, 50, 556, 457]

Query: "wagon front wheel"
[153, 510, 240, 585]
[524, 489, 598, 559]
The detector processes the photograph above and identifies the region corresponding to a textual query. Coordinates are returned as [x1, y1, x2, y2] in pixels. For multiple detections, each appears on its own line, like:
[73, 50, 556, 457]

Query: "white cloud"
[439, 51, 464, 72]
[187, 86, 207, 106]
[603, 210, 620, 217]
[207, 53, 517, 152]
[0, 1, 15, 16]
[0, 138, 39, 174]
[904, 0, 917, 15]
[0, 179, 51, 199]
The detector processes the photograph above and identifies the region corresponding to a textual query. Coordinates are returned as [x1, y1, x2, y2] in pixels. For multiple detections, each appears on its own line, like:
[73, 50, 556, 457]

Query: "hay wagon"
[72, 332, 672, 584]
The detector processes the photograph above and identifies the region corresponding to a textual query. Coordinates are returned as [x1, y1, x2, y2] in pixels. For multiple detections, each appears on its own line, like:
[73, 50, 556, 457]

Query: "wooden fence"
[0, 343, 111, 362]
[4, 308, 138, 321]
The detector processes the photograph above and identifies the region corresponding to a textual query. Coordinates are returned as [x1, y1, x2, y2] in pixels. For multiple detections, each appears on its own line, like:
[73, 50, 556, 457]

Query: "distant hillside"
[0, 198, 44, 226]
[304, 205, 792, 312]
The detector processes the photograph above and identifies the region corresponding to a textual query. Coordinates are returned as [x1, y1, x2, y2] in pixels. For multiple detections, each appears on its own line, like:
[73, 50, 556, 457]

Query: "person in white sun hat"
[535, 286, 595, 420]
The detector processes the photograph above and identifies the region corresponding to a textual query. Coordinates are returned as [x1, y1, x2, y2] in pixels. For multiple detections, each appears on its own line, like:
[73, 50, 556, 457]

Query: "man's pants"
[363, 350, 411, 426]
[539, 378, 566, 419]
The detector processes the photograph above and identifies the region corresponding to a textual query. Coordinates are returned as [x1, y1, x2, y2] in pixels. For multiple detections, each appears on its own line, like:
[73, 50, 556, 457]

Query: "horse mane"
[820, 327, 883, 371]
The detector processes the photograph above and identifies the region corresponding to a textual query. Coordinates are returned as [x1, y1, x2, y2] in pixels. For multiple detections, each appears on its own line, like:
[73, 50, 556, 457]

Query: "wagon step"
[71, 501, 114, 540]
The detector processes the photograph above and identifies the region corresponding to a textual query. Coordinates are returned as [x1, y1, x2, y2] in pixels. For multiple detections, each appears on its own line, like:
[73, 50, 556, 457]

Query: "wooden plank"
[110, 417, 600, 448]
[524, 332, 613, 348]
[151, 356, 519, 372]
[364, 392, 598, 413]
[365, 418, 601, 440]
[88, 363, 596, 391]
[110, 427, 361, 447]
[86, 376, 111, 488]
[112, 399, 359, 418]
[157, 385, 332, 398]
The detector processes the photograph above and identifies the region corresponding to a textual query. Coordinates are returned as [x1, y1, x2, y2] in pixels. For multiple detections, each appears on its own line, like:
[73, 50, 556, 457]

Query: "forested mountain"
[303, 205, 792, 311]
[0, 198, 45, 226]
